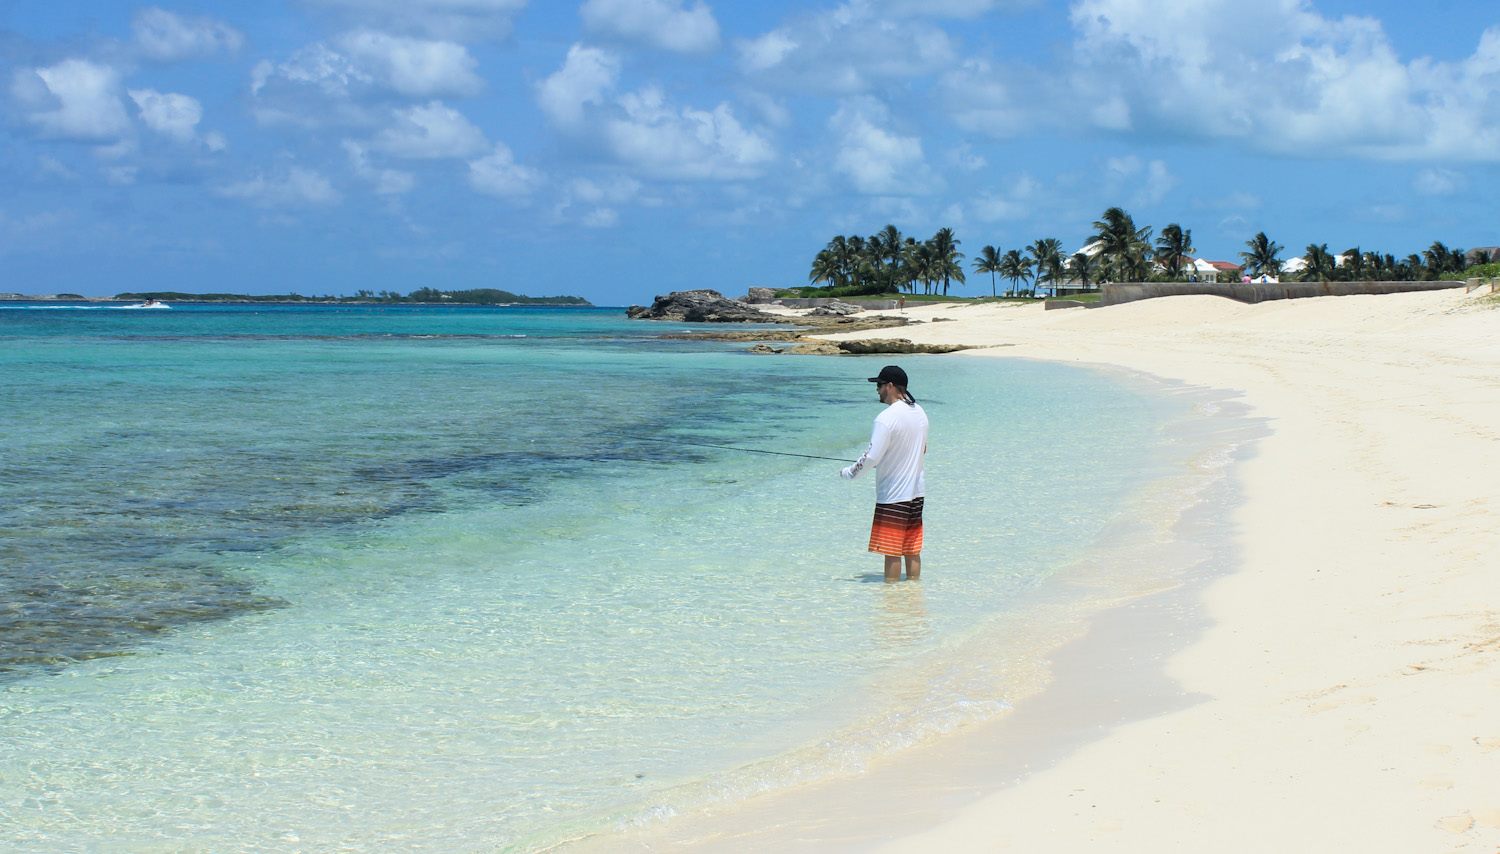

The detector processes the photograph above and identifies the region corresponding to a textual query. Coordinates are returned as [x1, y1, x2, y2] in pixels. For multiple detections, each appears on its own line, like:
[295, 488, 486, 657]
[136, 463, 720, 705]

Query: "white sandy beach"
[585, 288, 1500, 852]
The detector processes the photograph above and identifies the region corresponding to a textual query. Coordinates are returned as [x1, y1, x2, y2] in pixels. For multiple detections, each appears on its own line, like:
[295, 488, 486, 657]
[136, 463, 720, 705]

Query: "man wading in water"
[840, 365, 929, 582]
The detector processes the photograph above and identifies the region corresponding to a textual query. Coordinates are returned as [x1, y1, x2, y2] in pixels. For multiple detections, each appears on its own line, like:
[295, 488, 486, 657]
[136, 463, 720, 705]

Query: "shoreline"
[571, 290, 1500, 851]
[564, 351, 1265, 851]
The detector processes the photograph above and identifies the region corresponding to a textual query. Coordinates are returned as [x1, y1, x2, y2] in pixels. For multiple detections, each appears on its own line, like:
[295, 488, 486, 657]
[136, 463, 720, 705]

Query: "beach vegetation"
[1027, 238, 1066, 295]
[1423, 241, 1470, 279]
[801, 213, 1481, 294]
[1067, 251, 1099, 287]
[1300, 243, 1337, 281]
[931, 227, 967, 296]
[905, 240, 938, 295]
[808, 226, 971, 297]
[973, 245, 1003, 297]
[998, 249, 1034, 296]
[1089, 207, 1154, 282]
[1154, 224, 1195, 278]
[1340, 246, 1369, 279]
[1444, 261, 1500, 282]
[1240, 231, 1284, 276]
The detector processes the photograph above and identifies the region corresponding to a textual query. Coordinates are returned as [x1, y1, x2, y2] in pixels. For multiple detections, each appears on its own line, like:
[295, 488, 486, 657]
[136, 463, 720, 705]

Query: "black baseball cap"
[867, 365, 908, 386]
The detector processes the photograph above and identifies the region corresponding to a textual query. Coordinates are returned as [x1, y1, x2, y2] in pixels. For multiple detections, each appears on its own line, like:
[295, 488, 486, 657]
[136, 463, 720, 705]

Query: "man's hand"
[840, 465, 856, 479]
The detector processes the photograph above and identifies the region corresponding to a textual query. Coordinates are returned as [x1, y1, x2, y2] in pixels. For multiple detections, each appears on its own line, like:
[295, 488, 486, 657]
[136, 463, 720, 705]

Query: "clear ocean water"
[0, 302, 1242, 850]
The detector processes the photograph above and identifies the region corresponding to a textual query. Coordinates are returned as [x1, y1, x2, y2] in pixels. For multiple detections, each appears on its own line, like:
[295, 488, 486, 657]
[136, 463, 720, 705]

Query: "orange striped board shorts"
[868, 497, 924, 556]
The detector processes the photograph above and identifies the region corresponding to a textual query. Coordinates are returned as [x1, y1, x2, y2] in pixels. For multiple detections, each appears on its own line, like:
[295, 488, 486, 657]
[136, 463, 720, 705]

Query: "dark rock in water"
[747, 343, 782, 354]
[807, 300, 863, 316]
[626, 289, 780, 323]
[835, 338, 975, 354]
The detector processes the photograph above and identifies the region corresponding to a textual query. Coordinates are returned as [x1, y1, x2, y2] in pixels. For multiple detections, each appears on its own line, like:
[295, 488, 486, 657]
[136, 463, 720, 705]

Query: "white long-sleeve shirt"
[840, 400, 928, 504]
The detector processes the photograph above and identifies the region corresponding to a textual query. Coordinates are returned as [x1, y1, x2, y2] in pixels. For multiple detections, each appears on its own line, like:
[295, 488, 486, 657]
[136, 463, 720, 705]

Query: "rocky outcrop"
[744, 287, 778, 303]
[807, 300, 863, 316]
[626, 289, 780, 323]
[831, 338, 978, 355]
[784, 341, 845, 355]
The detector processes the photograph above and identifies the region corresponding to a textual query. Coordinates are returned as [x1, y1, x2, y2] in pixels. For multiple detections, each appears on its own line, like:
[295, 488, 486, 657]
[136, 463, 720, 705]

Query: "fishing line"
[624, 435, 856, 463]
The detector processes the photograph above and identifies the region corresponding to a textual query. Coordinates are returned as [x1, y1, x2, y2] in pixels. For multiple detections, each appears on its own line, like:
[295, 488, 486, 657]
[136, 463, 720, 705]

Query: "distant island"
[102, 287, 590, 305]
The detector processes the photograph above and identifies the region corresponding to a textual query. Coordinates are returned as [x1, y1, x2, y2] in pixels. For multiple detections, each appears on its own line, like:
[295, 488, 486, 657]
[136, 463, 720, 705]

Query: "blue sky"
[3, 0, 1497, 304]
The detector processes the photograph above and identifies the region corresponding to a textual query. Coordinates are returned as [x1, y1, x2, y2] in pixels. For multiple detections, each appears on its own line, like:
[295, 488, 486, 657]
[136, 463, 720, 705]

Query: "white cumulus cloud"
[11, 59, 131, 141]
[249, 43, 379, 127]
[969, 175, 1040, 222]
[581, 0, 720, 53]
[536, 44, 621, 128]
[938, 58, 1035, 138]
[581, 207, 619, 227]
[735, 4, 955, 94]
[372, 101, 489, 158]
[551, 175, 643, 226]
[336, 30, 482, 96]
[876, 0, 1030, 15]
[829, 98, 930, 194]
[133, 7, 243, 61]
[128, 89, 202, 142]
[303, 0, 528, 41]
[250, 34, 480, 127]
[1066, 0, 1500, 160]
[1412, 167, 1461, 196]
[605, 86, 775, 180]
[219, 168, 341, 207]
[467, 143, 542, 197]
[343, 140, 416, 194]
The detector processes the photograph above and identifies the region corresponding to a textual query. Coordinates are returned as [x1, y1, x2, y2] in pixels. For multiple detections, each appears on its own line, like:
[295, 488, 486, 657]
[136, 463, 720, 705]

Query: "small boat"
[122, 299, 171, 309]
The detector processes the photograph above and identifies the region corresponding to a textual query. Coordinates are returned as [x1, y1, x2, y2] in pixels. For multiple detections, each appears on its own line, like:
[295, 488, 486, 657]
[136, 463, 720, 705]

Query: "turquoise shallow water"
[0, 303, 1227, 850]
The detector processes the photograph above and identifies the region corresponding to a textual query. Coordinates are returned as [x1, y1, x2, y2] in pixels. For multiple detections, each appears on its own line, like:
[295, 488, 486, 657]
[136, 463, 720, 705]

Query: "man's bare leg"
[905, 554, 921, 581]
[884, 555, 903, 583]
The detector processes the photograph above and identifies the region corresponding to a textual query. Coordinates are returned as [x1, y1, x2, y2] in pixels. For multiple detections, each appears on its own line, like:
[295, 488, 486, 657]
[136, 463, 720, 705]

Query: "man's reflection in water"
[875, 582, 930, 648]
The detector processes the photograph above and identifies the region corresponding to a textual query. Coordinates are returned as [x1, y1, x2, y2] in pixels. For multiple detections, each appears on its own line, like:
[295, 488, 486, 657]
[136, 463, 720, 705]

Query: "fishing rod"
[624, 434, 856, 463]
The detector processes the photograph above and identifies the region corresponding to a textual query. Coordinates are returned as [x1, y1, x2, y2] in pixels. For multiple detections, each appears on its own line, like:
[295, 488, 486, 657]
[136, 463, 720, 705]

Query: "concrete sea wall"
[1101, 280, 1466, 306]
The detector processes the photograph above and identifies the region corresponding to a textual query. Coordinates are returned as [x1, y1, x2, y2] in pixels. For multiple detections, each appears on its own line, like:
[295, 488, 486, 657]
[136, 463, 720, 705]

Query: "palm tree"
[906, 240, 938, 295]
[809, 248, 842, 288]
[1027, 238, 1065, 296]
[1240, 232, 1284, 277]
[1424, 240, 1465, 278]
[852, 251, 881, 293]
[998, 249, 1034, 296]
[930, 227, 965, 296]
[873, 224, 904, 291]
[827, 235, 856, 286]
[1300, 243, 1335, 282]
[1090, 207, 1153, 282]
[1066, 251, 1099, 289]
[899, 237, 921, 293]
[1339, 246, 1364, 280]
[1403, 253, 1425, 281]
[1154, 223, 1194, 279]
[973, 245, 1003, 298]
